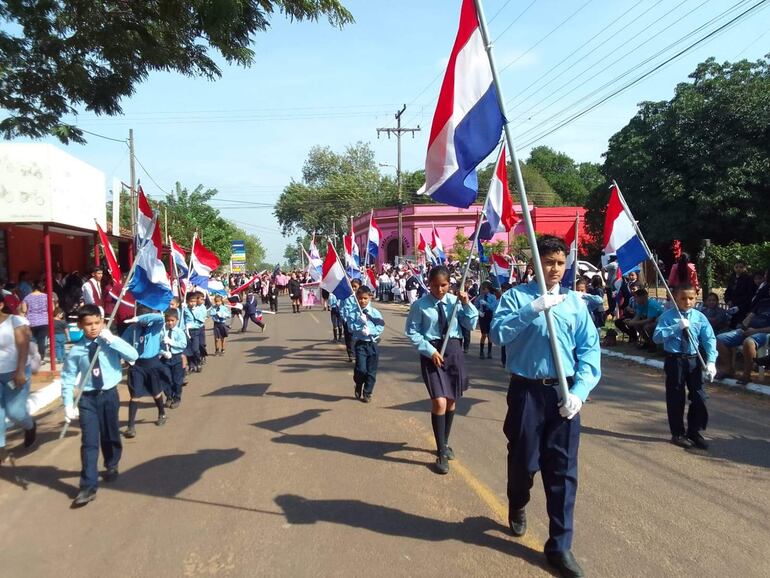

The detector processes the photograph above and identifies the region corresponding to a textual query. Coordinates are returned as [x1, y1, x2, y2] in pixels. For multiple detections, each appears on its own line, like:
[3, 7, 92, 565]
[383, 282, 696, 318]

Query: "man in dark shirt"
[724, 260, 755, 328]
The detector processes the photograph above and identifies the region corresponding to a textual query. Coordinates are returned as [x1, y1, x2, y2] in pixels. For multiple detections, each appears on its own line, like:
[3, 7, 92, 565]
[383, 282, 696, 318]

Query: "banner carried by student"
[189, 235, 221, 290]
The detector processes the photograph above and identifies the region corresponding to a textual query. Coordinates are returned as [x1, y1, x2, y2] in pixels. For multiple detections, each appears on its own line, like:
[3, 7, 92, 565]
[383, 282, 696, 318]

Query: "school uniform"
[242, 294, 265, 332]
[652, 307, 717, 438]
[477, 293, 498, 334]
[405, 293, 479, 400]
[340, 294, 360, 361]
[490, 282, 600, 555]
[328, 294, 344, 341]
[183, 305, 205, 369]
[61, 333, 138, 491]
[349, 304, 385, 399]
[209, 304, 231, 339]
[193, 304, 209, 359]
[121, 313, 170, 399]
[162, 325, 188, 403]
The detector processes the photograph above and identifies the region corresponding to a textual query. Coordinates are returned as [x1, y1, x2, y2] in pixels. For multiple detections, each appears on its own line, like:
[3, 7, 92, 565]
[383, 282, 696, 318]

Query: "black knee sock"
[479, 342, 484, 355]
[431, 413, 447, 455]
[444, 409, 455, 445]
[128, 400, 138, 428]
[487, 342, 492, 355]
[154, 396, 166, 417]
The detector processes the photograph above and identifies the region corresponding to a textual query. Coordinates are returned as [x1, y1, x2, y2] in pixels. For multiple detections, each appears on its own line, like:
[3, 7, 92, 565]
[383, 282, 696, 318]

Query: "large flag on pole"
[96, 222, 121, 282]
[136, 185, 154, 245]
[170, 239, 189, 280]
[562, 217, 579, 288]
[431, 226, 446, 264]
[479, 144, 518, 240]
[603, 183, 648, 273]
[423, 0, 505, 208]
[320, 241, 352, 301]
[343, 219, 361, 278]
[367, 216, 382, 264]
[309, 234, 323, 272]
[418, 232, 436, 265]
[302, 245, 322, 282]
[491, 253, 511, 286]
[189, 236, 221, 289]
[128, 218, 173, 311]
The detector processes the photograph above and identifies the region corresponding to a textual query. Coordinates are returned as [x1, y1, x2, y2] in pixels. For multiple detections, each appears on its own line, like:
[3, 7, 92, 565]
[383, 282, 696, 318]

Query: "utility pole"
[129, 128, 136, 238]
[377, 105, 420, 261]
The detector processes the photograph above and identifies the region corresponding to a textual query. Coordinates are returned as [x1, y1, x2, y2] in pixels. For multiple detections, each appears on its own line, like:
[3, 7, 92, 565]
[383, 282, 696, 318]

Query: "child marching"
[348, 286, 384, 403]
[209, 295, 231, 356]
[161, 308, 188, 409]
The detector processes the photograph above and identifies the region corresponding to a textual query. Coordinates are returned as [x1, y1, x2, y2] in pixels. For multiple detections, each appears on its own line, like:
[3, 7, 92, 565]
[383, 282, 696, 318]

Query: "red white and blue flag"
[603, 183, 648, 273]
[320, 241, 352, 301]
[343, 219, 361, 278]
[170, 238, 188, 280]
[491, 254, 511, 286]
[562, 218, 579, 288]
[431, 226, 446, 264]
[96, 222, 121, 282]
[418, 232, 436, 265]
[128, 215, 172, 311]
[136, 185, 154, 245]
[423, 0, 505, 208]
[189, 236, 221, 289]
[367, 215, 382, 263]
[309, 234, 323, 274]
[480, 145, 518, 240]
[364, 268, 378, 292]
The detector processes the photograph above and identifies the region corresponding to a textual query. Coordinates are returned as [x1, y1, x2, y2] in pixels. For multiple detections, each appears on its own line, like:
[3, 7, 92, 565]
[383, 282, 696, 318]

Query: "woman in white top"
[0, 292, 36, 459]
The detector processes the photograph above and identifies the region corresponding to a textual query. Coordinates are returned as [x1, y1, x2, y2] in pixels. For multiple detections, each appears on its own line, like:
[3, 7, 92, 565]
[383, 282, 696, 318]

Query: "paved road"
[1, 301, 769, 577]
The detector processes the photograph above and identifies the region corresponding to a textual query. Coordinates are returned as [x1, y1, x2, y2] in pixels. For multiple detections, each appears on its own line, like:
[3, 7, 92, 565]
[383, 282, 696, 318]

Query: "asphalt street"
[1, 300, 769, 577]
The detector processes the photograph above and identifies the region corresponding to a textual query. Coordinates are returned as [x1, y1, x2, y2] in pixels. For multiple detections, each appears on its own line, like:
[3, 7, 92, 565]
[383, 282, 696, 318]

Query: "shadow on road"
[274, 494, 552, 573]
[252, 409, 330, 432]
[265, 391, 354, 403]
[203, 383, 271, 397]
[707, 436, 770, 469]
[386, 397, 489, 417]
[270, 433, 435, 467]
[582, 426, 669, 444]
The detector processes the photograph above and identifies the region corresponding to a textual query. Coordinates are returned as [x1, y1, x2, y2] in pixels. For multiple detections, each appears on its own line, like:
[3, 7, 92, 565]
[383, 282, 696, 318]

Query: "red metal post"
[43, 225, 56, 370]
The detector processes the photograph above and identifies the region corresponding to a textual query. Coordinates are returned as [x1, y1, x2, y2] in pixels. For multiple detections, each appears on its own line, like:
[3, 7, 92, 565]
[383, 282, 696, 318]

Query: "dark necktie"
[437, 301, 448, 336]
[87, 341, 104, 391]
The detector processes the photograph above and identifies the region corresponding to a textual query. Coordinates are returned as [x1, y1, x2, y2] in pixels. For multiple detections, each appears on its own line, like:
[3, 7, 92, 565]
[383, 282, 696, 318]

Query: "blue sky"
[28, 0, 770, 262]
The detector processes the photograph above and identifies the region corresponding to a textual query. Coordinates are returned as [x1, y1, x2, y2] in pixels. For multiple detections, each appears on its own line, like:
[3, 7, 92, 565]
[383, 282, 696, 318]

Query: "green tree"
[477, 160, 559, 206]
[527, 146, 589, 205]
[450, 230, 471, 263]
[591, 56, 770, 251]
[0, 1, 353, 143]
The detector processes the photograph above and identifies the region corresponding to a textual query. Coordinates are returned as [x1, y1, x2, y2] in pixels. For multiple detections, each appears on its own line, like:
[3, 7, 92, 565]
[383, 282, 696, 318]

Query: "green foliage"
[105, 186, 133, 234]
[477, 160, 560, 206]
[707, 242, 770, 286]
[595, 56, 770, 248]
[0, 1, 353, 143]
[527, 146, 600, 206]
[450, 230, 471, 263]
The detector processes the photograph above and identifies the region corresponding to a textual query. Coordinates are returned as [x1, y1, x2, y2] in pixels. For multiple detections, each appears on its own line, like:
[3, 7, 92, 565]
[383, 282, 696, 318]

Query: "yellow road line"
[425, 434, 543, 551]
[308, 313, 320, 324]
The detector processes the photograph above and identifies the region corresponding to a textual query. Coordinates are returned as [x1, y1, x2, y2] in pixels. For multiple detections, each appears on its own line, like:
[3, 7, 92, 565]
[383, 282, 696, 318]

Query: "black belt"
[666, 353, 697, 359]
[429, 338, 460, 347]
[81, 387, 114, 397]
[510, 374, 574, 387]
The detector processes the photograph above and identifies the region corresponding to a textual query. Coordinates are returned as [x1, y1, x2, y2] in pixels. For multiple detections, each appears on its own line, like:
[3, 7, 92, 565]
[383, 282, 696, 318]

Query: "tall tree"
[527, 146, 591, 206]
[0, 1, 353, 143]
[477, 159, 560, 206]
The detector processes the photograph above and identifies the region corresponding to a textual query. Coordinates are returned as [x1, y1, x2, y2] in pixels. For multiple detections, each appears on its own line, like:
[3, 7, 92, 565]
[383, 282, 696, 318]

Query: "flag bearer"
[348, 286, 384, 403]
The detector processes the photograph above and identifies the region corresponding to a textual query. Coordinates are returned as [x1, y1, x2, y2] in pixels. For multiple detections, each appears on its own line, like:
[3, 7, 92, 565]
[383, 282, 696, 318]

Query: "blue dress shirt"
[208, 305, 231, 323]
[183, 305, 205, 329]
[349, 305, 385, 343]
[490, 282, 601, 401]
[163, 325, 188, 355]
[652, 307, 717, 362]
[477, 292, 499, 317]
[121, 313, 165, 359]
[405, 293, 479, 358]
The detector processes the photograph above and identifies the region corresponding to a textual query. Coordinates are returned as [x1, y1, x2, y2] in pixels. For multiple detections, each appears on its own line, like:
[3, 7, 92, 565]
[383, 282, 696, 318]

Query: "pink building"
[353, 204, 589, 266]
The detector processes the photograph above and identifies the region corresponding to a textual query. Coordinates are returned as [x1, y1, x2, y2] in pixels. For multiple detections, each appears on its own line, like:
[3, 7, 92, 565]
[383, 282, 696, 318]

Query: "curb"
[601, 348, 770, 397]
[27, 379, 62, 416]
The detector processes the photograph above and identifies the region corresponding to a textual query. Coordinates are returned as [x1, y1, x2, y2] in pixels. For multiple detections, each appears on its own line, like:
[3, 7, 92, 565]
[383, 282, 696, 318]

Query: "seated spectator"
[615, 287, 663, 350]
[587, 275, 606, 328]
[698, 292, 730, 334]
[716, 297, 770, 384]
[724, 260, 755, 328]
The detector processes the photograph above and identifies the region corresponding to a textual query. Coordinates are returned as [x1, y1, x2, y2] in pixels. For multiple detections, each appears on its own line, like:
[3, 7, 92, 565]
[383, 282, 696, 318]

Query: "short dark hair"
[536, 235, 567, 257]
[575, 278, 588, 288]
[634, 287, 649, 297]
[356, 286, 372, 297]
[481, 281, 492, 291]
[164, 308, 179, 320]
[77, 304, 102, 320]
[186, 293, 197, 301]
[735, 259, 746, 266]
[675, 283, 696, 294]
[428, 265, 450, 282]
[89, 266, 103, 275]
[350, 278, 362, 288]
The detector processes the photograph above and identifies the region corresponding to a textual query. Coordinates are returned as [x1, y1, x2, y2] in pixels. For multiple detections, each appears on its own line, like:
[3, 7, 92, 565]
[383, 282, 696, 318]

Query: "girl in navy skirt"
[405, 266, 478, 474]
[208, 295, 231, 356]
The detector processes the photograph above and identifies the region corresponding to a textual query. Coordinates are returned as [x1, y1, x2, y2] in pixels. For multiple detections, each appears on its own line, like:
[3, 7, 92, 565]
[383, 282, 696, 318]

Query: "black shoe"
[670, 435, 693, 449]
[509, 508, 527, 537]
[155, 414, 168, 427]
[170, 399, 180, 409]
[164, 398, 174, 408]
[24, 420, 37, 448]
[435, 453, 449, 475]
[123, 426, 136, 439]
[545, 550, 585, 578]
[479, 352, 485, 359]
[444, 446, 455, 460]
[362, 393, 372, 404]
[354, 384, 363, 399]
[754, 355, 770, 367]
[103, 468, 119, 483]
[72, 487, 97, 507]
[687, 432, 709, 450]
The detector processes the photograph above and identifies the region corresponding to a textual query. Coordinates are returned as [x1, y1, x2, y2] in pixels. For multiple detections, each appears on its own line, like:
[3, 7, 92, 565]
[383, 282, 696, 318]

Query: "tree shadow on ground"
[245, 346, 291, 365]
[252, 409, 330, 433]
[385, 397, 489, 416]
[270, 433, 435, 468]
[582, 426, 669, 444]
[203, 383, 271, 397]
[274, 494, 553, 574]
[265, 391, 353, 403]
[706, 435, 770, 469]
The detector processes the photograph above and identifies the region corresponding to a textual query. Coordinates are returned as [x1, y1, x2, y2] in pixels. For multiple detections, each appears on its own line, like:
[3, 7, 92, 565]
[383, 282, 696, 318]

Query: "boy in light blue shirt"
[61, 304, 138, 507]
[348, 286, 385, 403]
[161, 308, 188, 408]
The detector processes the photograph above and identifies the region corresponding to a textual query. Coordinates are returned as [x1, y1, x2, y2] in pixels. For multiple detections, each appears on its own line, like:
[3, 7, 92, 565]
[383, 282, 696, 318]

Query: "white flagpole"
[612, 181, 707, 370]
[474, 0, 570, 401]
[183, 232, 197, 304]
[365, 209, 373, 268]
[327, 238, 365, 316]
[573, 212, 580, 290]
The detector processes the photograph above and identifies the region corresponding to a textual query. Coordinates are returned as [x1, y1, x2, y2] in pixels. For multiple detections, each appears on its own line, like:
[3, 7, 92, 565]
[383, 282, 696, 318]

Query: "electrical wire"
[492, 0, 539, 42]
[78, 128, 128, 143]
[132, 153, 171, 195]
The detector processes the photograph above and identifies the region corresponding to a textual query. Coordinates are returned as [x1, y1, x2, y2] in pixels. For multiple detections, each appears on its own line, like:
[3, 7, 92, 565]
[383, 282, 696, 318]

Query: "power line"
[133, 153, 171, 195]
[78, 128, 127, 143]
[492, 0, 539, 42]
[488, 0, 515, 23]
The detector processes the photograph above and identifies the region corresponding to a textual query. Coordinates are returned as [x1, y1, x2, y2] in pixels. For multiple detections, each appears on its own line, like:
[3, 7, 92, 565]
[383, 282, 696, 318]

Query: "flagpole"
[168, 235, 184, 303]
[573, 212, 580, 290]
[474, 0, 570, 401]
[327, 238, 365, 316]
[612, 181, 707, 370]
[59, 217, 151, 440]
[183, 231, 198, 304]
[365, 209, 373, 268]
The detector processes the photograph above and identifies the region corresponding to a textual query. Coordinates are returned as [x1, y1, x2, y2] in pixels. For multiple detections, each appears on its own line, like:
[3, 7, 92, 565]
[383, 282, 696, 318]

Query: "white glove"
[677, 317, 690, 330]
[98, 328, 115, 343]
[559, 393, 583, 420]
[705, 362, 717, 382]
[163, 336, 173, 345]
[726, 306, 739, 316]
[64, 404, 78, 423]
[161, 350, 172, 360]
[124, 316, 139, 324]
[531, 293, 567, 313]
[359, 313, 368, 323]
[362, 325, 371, 336]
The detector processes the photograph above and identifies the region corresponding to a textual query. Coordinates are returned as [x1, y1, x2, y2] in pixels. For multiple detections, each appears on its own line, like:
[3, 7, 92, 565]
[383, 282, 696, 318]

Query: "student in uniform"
[161, 308, 188, 409]
[405, 266, 478, 475]
[328, 293, 344, 342]
[340, 278, 363, 362]
[61, 304, 138, 507]
[121, 306, 170, 438]
[476, 281, 498, 359]
[183, 293, 204, 373]
[209, 295, 231, 356]
[490, 235, 600, 578]
[242, 291, 266, 333]
[652, 283, 717, 450]
[194, 292, 209, 366]
[348, 286, 385, 403]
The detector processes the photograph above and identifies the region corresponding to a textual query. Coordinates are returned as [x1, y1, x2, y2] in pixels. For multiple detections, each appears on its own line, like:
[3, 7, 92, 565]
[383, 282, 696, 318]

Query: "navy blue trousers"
[186, 328, 201, 367]
[78, 387, 122, 490]
[504, 378, 580, 553]
[354, 341, 379, 395]
[664, 355, 708, 436]
[164, 354, 185, 400]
